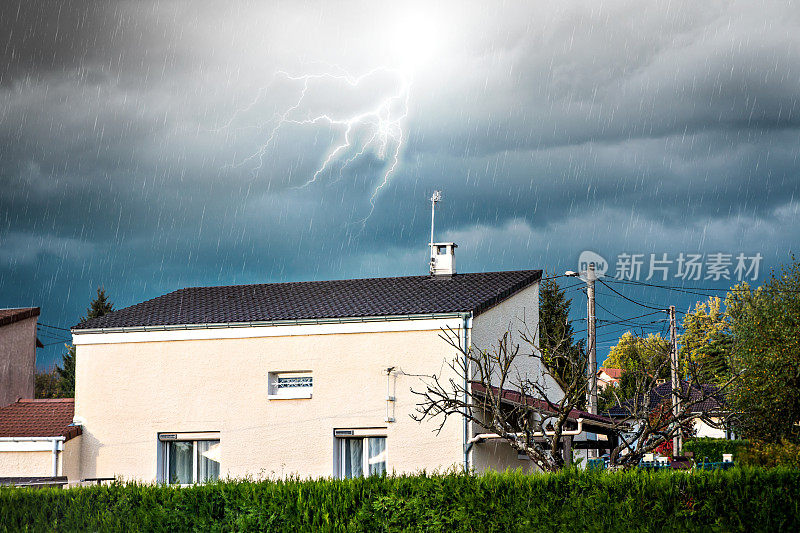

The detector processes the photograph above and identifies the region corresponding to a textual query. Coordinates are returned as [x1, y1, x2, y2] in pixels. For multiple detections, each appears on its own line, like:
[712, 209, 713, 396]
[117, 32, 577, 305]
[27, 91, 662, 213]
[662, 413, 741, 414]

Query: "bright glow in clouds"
[390, 11, 446, 71]
[229, 7, 449, 223]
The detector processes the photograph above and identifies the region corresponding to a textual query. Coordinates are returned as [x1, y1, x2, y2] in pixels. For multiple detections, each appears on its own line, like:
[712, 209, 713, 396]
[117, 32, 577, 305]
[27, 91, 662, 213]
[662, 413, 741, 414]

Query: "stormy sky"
[1, 1, 798, 368]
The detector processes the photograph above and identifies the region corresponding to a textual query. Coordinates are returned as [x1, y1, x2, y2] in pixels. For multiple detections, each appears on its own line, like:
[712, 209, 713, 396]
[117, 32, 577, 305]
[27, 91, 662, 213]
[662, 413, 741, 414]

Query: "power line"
[37, 332, 70, 343]
[594, 300, 626, 321]
[40, 340, 69, 347]
[605, 278, 800, 295]
[561, 281, 585, 292]
[573, 312, 663, 334]
[38, 323, 71, 332]
[598, 279, 669, 312]
[605, 278, 720, 298]
[36, 328, 71, 342]
[597, 312, 664, 328]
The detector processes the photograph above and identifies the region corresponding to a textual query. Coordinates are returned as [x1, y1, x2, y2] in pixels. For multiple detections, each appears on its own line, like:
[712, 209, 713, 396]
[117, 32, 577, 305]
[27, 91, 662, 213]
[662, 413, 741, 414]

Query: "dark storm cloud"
[0, 1, 798, 367]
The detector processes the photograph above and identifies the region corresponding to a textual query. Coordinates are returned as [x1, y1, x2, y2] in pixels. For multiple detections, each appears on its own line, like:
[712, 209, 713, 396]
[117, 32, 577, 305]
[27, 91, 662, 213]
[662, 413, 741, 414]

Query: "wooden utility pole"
[587, 263, 597, 416]
[669, 305, 681, 456]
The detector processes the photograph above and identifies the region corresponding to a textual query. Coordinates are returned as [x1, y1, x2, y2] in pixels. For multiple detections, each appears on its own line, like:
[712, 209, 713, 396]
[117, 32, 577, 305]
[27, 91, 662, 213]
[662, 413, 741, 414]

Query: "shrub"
[1, 469, 799, 532]
[683, 437, 748, 462]
[739, 440, 800, 468]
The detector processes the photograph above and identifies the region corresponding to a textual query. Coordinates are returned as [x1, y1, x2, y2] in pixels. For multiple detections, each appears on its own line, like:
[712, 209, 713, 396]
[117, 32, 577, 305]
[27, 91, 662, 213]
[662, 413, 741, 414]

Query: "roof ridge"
[177, 269, 541, 291]
[16, 398, 74, 403]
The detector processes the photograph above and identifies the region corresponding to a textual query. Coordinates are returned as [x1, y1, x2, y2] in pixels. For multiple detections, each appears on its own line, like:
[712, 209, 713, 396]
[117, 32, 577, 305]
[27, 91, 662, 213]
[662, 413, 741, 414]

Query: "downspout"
[52, 438, 59, 477]
[462, 312, 472, 472]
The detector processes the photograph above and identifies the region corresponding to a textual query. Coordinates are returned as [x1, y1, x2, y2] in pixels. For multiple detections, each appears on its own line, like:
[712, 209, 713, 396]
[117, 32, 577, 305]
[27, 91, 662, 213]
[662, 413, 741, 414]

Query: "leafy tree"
[538, 276, 585, 392]
[598, 371, 638, 411]
[34, 367, 61, 399]
[603, 332, 670, 379]
[728, 258, 800, 442]
[56, 287, 114, 397]
[679, 296, 732, 383]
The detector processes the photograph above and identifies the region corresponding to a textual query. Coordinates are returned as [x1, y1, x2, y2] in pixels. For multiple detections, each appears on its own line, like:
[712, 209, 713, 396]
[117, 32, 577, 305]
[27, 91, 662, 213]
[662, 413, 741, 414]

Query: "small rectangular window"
[268, 371, 313, 399]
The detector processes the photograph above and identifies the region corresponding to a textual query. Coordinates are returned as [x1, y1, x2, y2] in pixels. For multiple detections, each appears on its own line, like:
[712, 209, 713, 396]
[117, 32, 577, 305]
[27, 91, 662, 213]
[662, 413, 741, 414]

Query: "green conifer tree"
[56, 287, 114, 397]
[539, 275, 585, 392]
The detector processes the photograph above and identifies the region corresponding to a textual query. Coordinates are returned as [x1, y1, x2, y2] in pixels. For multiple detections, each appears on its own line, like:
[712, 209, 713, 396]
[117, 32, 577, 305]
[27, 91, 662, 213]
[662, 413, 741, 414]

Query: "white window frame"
[268, 371, 313, 399]
[157, 432, 220, 484]
[333, 428, 387, 479]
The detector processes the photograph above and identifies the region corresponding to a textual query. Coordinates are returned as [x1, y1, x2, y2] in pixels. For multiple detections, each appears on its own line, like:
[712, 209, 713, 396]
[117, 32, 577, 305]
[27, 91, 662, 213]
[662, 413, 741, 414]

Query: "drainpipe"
[467, 418, 587, 445]
[52, 438, 60, 476]
[462, 312, 472, 472]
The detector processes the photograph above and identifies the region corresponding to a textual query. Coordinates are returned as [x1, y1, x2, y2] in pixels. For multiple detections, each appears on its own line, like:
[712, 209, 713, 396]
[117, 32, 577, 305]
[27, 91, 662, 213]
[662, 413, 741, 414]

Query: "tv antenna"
[429, 190, 442, 245]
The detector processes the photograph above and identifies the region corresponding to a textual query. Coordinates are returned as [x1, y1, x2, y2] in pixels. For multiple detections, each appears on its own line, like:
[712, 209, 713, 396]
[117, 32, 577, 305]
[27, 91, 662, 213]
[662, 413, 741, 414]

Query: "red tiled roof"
[470, 382, 614, 425]
[0, 307, 40, 328]
[0, 399, 80, 440]
[599, 367, 623, 379]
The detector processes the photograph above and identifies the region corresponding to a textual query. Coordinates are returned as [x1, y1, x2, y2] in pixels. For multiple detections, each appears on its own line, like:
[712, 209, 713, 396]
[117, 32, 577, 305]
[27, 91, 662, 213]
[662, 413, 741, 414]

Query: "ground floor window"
[338, 436, 386, 478]
[158, 433, 220, 484]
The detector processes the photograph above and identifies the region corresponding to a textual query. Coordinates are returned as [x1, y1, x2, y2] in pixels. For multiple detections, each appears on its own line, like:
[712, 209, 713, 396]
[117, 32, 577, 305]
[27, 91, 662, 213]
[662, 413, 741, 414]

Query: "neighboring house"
[597, 367, 623, 391]
[607, 380, 730, 441]
[0, 307, 41, 408]
[0, 399, 82, 484]
[649, 381, 730, 439]
[70, 246, 569, 484]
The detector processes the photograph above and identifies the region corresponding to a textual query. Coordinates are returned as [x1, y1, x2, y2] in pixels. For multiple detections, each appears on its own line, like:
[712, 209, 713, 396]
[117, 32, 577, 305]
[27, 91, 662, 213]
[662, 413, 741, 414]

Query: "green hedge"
[2, 469, 799, 532]
[684, 438, 749, 462]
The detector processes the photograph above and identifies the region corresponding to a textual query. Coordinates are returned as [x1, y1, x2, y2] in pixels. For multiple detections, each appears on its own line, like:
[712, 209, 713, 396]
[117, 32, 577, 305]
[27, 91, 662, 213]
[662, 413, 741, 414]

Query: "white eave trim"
[72, 313, 473, 345]
[0, 437, 65, 452]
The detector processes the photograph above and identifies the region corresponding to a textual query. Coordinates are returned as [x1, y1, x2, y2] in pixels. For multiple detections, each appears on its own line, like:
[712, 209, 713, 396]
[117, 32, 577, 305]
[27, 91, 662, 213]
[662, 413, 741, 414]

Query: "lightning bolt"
[228, 65, 411, 223]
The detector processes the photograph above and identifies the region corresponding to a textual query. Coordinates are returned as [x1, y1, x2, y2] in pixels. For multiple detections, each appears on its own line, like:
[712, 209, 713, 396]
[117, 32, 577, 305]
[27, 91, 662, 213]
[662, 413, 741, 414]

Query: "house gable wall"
[0, 316, 37, 407]
[469, 282, 564, 473]
[74, 320, 466, 481]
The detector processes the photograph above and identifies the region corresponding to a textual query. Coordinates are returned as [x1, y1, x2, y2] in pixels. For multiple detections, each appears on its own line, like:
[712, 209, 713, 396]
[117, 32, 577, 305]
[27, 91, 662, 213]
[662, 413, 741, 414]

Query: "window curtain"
[168, 441, 193, 484]
[198, 440, 221, 481]
[367, 437, 387, 476]
[343, 439, 363, 478]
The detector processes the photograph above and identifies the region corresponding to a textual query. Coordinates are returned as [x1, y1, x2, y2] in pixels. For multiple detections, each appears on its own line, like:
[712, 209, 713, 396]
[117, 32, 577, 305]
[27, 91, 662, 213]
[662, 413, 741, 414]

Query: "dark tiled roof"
[650, 381, 725, 413]
[0, 307, 40, 328]
[0, 399, 81, 441]
[605, 381, 726, 417]
[73, 270, 542, 330]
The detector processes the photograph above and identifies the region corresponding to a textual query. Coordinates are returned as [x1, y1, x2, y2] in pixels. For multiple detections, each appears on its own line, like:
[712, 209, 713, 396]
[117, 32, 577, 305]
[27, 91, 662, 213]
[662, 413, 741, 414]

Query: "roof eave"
[71, 311, 474, 335]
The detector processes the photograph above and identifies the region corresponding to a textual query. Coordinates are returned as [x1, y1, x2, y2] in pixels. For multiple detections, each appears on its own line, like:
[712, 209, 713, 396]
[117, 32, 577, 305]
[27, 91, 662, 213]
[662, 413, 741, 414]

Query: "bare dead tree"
[605, 353, 740, 469]
[411, 324, 589, 472]
[411, 323, 740, 472]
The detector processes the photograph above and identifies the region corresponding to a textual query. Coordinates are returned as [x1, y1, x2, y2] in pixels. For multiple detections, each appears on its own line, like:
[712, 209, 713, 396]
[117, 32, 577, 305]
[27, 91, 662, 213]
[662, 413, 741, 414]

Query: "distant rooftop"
[0, 398, 80, 440]
[73, 270, 542, 330]
[0, 307, 40, 328]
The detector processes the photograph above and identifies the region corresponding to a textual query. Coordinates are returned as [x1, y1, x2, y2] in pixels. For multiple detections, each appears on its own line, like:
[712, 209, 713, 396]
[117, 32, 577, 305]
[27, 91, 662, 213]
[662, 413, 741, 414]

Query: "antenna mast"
[430, 190, 442, 245]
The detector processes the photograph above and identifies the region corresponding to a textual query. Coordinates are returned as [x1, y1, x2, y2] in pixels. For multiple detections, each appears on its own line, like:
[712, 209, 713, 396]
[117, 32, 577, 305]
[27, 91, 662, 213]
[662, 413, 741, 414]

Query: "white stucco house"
[68, 246, 611, 484]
